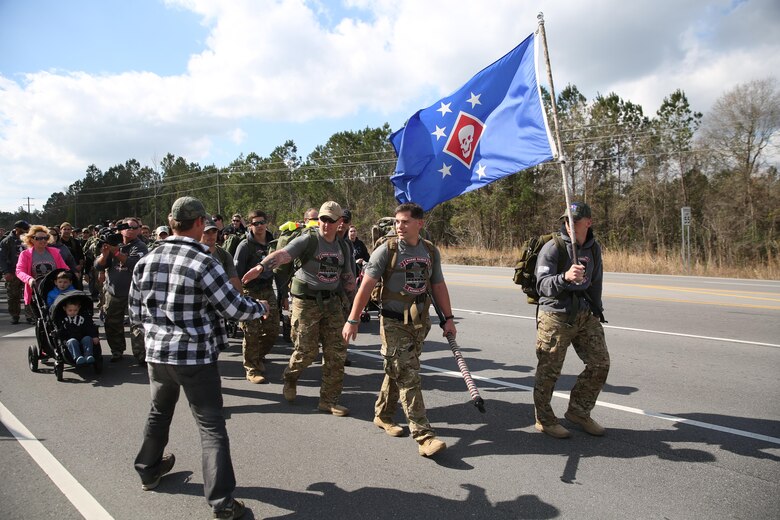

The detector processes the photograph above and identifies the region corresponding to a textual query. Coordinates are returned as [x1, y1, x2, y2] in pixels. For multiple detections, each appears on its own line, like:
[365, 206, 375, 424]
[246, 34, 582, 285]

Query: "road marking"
[451, 307, 780, 349]
[0, 400, 114, 520]
[3, 327, 36, 338]
[352, 350, 780, 446]
[443, 265, 780, 289]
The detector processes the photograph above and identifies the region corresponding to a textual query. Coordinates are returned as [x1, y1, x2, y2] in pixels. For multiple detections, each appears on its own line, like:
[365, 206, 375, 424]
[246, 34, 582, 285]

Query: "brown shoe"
[418, 437, 446, 457]
[318, 402, 349, 417]
[534, 421, 571, 439]
[282, 381, 296, 402]
[564, 412, 605, 436]
[373, 416, 404, 437]
[246, 372, 266, 384]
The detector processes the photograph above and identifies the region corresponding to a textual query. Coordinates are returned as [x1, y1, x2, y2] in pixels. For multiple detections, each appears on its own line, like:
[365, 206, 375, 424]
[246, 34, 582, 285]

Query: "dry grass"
[439, 245, 780, 280]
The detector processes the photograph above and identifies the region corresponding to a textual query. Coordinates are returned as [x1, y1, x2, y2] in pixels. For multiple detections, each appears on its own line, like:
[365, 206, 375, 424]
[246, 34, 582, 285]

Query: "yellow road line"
[444, 281, 780, 311]
[607, 283, 780, 301]
[445, 273, 780, 299]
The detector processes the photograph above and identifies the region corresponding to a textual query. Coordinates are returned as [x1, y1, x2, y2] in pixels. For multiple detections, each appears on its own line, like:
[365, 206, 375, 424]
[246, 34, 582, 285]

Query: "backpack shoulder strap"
[552, 233, 568, 274]
[421, 238, 436, 259]
[337, 236, 350, 271]
[382, 236, 399, 281]
[300, 228, 319, 265]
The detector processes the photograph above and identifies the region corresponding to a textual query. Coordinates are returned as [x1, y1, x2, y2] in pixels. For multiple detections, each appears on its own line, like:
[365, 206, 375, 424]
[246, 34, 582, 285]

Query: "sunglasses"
[127, 225, 140, 230]
[232, 219, 241, 222]
[33, 236, 48, 241]
[251, 220, 267, 226]
[319, 216, 338, 224]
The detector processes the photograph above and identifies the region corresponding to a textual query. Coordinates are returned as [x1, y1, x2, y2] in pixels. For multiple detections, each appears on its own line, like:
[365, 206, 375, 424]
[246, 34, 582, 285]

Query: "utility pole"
[23, 197, 34, 214]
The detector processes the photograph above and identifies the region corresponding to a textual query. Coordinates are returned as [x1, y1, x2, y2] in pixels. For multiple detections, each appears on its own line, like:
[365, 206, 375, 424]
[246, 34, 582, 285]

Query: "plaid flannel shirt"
[129, 236, 266, 365]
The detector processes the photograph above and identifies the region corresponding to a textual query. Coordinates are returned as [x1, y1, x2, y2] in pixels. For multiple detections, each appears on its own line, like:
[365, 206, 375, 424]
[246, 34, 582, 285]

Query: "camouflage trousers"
[240, 285, 280, 375]
[534, 310, 610, 426]
[104, 291, 145, 360]
[375, 314, 435, 443]
[5, 276, 29, 318]
[283, 296, 347, 406]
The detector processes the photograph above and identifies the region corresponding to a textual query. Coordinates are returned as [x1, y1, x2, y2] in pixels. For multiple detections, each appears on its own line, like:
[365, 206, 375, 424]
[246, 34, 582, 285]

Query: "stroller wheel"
[28, 345, 39, 372]
[54, 362, 64, 382]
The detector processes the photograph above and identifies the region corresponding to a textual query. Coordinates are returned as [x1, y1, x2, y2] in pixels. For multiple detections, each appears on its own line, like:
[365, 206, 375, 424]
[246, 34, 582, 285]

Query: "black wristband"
[444, 315, 454, 321]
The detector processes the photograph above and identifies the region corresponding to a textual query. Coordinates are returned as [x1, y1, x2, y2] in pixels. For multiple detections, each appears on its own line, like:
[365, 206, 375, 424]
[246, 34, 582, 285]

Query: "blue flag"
[390, 32, 556, 211]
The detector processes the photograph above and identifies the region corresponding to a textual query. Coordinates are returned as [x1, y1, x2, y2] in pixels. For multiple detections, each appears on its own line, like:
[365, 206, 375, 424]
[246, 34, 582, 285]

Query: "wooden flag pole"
[537, 12, 579, 263]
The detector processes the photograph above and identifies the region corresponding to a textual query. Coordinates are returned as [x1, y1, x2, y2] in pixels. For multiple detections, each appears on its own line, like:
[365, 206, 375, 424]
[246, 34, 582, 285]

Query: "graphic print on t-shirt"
[400, 256, 430, 295]
[316, 251, 341, 283]
[33, 260, 55, 279]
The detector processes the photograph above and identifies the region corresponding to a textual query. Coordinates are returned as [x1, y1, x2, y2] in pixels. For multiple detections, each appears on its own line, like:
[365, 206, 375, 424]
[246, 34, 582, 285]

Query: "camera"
[96, 228, 123, 248]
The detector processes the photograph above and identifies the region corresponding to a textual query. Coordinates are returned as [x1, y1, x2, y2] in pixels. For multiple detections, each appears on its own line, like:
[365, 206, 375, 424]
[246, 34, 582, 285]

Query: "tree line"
[3, 78, 777, 268]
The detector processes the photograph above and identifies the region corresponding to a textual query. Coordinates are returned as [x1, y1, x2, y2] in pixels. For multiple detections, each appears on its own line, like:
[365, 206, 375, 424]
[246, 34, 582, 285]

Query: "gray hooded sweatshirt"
[536, 224, 603, 316]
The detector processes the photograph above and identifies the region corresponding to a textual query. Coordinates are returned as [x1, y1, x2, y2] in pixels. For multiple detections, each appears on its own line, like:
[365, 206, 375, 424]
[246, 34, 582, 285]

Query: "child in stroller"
[47, 270, 76, 307]
[57, 296, 99, 365]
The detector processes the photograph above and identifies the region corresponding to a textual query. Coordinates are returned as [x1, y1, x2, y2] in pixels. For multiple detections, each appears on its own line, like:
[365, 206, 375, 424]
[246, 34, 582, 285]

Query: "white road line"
[4, 327, 36, 338]
[0, 400, 114, 520]
[451, 307, 780, 349]
[352, 350, 780, 446]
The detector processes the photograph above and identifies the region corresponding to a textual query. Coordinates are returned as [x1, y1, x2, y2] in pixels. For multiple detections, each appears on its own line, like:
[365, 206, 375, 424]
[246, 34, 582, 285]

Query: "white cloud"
[1, 0, 779, 213]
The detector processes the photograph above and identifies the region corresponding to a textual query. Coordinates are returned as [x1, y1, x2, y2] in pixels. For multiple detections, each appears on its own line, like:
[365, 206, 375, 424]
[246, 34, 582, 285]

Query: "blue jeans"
[65, 336, 93, 361]
[134, 362, 236, 511]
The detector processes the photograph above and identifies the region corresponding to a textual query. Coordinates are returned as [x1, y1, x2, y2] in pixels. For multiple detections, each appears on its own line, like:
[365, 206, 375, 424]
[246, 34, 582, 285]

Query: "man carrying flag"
[391, 31, 556, 211]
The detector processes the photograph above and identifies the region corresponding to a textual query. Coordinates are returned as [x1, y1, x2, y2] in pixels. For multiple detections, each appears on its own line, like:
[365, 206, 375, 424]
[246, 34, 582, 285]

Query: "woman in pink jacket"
[16, 225, 70, 305]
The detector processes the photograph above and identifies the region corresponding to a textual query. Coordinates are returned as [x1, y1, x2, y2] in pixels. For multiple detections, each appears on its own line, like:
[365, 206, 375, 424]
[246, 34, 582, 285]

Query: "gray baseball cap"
[170, 196, 208, 221]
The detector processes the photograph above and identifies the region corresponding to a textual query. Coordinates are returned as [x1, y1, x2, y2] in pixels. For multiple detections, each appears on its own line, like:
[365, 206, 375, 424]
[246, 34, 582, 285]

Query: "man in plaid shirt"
[130, 196, 268, 520]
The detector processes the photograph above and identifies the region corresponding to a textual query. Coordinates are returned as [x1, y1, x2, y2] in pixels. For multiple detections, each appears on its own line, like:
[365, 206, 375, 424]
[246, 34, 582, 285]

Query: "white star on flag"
[431, 126, 447, 140]
[437, 102, 452, 116]
[475, 163, 487, 179]
[438, 163, 452, 178]
[467, 92, 482, 108]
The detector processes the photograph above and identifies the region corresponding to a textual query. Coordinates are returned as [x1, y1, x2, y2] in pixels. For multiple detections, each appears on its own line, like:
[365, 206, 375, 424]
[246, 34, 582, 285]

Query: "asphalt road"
[1, 267, 778, 519]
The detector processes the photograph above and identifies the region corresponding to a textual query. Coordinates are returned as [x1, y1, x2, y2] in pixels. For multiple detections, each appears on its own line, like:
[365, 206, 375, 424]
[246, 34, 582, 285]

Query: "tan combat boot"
[318, 402, 349, 417]
[535, 421, 571, 439]
[418, 437, 446, 457]
[246, 372, 266, 384]
[373, 416, 404, 437]
[565, 412, 605, 436]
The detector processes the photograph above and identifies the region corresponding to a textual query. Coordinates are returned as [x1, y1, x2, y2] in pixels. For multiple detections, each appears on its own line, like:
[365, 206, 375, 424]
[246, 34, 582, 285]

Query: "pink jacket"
[16, 247, 69, 304]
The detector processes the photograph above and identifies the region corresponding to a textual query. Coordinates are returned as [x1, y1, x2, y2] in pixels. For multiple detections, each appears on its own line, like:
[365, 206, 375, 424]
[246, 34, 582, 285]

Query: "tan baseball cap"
[318, 201, 343, 220]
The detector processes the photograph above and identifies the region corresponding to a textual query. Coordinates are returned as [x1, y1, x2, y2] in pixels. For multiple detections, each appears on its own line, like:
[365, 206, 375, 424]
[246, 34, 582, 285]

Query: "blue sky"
[1, 0, 778, 214]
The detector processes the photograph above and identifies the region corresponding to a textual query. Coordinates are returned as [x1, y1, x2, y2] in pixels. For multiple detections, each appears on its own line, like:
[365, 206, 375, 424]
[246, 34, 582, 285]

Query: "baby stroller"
[26, 269, 103, 381]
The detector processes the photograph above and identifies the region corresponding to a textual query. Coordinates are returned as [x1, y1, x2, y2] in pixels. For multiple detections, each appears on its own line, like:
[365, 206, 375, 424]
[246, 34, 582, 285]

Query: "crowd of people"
[0, 197, 608, 520]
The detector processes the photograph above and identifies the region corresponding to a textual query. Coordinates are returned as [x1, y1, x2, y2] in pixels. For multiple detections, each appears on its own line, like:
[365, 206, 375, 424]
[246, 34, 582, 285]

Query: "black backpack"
[512, 233, 567, 304]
